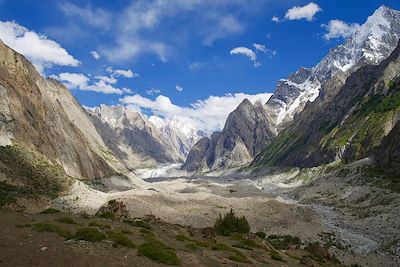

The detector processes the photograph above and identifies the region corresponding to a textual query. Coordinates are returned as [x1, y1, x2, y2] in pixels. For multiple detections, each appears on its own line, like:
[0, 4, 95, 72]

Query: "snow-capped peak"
[268, 6, 400, 127]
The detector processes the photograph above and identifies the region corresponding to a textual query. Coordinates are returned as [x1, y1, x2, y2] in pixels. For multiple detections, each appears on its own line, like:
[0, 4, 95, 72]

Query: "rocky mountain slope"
[0, 40, 126, 181]
[183, 99, 275, 172]
[266, 5, 400, 131]
[253, 39, 400, 168]
[85, 105, 187, 169]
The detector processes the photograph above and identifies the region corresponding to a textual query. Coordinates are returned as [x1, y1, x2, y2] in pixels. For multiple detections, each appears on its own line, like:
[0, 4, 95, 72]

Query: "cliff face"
[0, 40, 125, 180]
[253, 40, 400, 168]
[183, 99, 276, 172]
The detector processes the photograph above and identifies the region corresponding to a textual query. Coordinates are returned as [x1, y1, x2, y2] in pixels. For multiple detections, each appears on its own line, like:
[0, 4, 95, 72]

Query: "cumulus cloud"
[285, 2, 321, 22]
[176, 85, 183, 92]
[0, 20, 80, 73]
[120, 92, 272, 134]
[90, 50, 100, 59]
[146, 88, 161, 96]
[230, 47, 259, 67]
[51, 72, 131, 95]
[322, 20, 360, 40]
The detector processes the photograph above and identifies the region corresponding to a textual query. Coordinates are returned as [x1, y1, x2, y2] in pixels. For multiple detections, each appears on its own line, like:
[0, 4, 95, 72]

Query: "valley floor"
[3, 163, 400, 266]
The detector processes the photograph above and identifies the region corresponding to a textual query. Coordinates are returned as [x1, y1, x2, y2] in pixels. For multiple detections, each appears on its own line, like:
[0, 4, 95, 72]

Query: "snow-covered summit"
[267, 5, 400, 126]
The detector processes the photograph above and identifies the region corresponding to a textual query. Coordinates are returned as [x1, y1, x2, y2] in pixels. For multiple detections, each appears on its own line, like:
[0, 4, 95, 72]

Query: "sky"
[0, 0, 399, 133]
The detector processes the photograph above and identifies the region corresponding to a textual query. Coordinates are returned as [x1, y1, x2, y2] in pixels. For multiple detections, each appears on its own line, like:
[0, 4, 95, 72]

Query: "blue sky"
[0, 0, 399, 132]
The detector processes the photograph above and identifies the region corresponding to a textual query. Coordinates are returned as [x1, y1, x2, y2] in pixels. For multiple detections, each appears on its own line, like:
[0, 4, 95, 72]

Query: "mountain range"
[184, 5, 400, 173]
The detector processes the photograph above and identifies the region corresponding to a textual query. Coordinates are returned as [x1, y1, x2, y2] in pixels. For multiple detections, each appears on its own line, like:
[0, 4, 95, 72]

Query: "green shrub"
[55, 217, 76, 224]
[0, 182, 29, 206]
[40, 208, 60, 214]
[123, 219, 152, 229]
[176, 234, 191, 242]
[107, 231, 135, 248]
[255, 231, 266, 239]
[267, 235, 301, 250]
[75, 227, 105, 242]
[185, 243, 199, 251]
[231, 234, 262, 248]
[232, 243, 253, 250]
[97, 212, 115, 220]
[140, 228, 154, 236]
[89, 221, 111, 229]
[214, 209, 250, 236]
[138, 238, 181, 265]
[228, 254, 251, 263]
[122, 229, 132, 235]
[32, 223, 72, 239]
[271, 250, 285, 262]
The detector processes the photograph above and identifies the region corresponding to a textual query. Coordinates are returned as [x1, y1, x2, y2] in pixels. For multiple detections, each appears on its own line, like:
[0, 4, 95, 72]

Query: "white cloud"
[61, 3, 111, 29]
[253, 43, 266, 53]
[176, 85, 183, 92]
[90, 50, 100, 59]
[271, 16, 281, 23]
[120, 92, 273, 134]
[52, 72, 132, 95]
[203, 15, 244, 46]
[0, 20, 80, 73]
[146, 88, 161, 96]
[322, 20, 360, 40]
[106, 67, 138, 78]
[230, 46, 260, 67]
[285, 2, 322, 22]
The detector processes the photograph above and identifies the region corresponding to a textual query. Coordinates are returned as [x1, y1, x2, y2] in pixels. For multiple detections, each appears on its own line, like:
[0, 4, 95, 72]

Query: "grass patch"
[74, 227, 105, 242]
[107, 231, 135, 248]
[232, 243, 253, 250]
[40, 208, 60, 214]
[228, 254, 251, 263]
[231, 234, 262, 248]
[123, 219, 152, 229]
[0, 182, 30, 206]
[122, 229, 132, 235]
[140, 228, 155, 236]
[185, 243, 199, 251]
[97, 212, 115, 220]
[267, 235, 301, 250]
[32, 223, 72, 239]
[89, 221, 111, 229]
[55, 217, 77, 224]
[270, 250, 285, 262]
[176, 234, 191, 242]
[138, 238, 181, 265]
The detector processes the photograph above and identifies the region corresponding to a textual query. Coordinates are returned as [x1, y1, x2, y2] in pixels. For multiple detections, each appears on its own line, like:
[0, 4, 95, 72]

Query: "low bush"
[40, 208, 60, 214]
[214, 209, 250, 236]
[74, 227, 105, 242]
[123, 218, 152, 229]
[176, 234, 191, 242]
[107, 231, 135, 248]
[97, 212, 115, 220]
[255, 231, 266, 239]
[32, 223, 72, 239]
[55, 217, 76, 224]
[267, 234, 301, 250]
[270, 250, 285, 262]
[138, 238, 181, 265]
[228, 254, 251, 263]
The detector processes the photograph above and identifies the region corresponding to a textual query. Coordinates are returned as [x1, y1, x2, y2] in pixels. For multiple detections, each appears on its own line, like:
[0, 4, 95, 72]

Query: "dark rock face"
[254, 41, 400, 168]
[183, 100, 276, 172]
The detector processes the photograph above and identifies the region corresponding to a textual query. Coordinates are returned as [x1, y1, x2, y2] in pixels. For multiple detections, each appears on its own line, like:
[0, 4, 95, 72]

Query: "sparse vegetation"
[89, 221, 111, 229]
[40, 208, 60, 214]
[138, 238, 181, 265]
[176, 234, 191, 242]
[214, 209, 250, 236]
[255, 231, 266, 239]
[123, 218, 152, 229]
[267, 234, 301, 250]
[55, 217, 76, 224]
[32, 223, 72, 239]
[74, 227, 105, 242]
[107, 231, 135, 248]
[270, 250, 285, 262]
[228, 254, 251, 263]
[97, 211, 115, 220]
